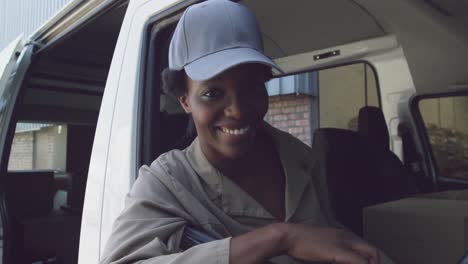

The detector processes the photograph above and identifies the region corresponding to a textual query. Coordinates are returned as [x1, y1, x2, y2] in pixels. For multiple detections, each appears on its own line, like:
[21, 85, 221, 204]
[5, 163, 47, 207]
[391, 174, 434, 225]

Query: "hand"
[281, 223, 379, 264]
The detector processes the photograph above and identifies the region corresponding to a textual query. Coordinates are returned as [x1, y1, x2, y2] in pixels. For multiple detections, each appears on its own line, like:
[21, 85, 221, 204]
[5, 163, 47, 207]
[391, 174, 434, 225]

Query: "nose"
[224, 92, 249, 119]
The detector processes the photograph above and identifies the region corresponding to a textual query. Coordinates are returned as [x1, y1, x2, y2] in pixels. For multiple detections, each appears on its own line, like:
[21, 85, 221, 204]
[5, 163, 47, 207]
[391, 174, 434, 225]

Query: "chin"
[219, 142, 254, 160]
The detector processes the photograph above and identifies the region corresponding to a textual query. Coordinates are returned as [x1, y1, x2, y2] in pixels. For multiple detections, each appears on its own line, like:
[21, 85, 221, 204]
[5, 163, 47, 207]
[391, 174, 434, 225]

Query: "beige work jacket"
[100, 123, 392, 264]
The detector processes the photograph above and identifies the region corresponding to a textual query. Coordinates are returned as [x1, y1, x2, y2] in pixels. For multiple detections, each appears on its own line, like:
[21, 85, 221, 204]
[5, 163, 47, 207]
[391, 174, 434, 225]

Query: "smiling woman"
[179, 64, 271, 161]
[100, 1, 391, 264]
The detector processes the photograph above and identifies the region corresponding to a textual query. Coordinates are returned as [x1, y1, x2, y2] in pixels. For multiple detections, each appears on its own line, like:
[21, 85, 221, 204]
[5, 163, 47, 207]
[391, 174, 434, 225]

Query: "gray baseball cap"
[168, 0, 283, 80]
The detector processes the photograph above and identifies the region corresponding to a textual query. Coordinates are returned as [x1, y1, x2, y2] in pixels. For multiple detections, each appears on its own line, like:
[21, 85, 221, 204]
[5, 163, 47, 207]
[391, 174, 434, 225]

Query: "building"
[0, 0, 72, 51]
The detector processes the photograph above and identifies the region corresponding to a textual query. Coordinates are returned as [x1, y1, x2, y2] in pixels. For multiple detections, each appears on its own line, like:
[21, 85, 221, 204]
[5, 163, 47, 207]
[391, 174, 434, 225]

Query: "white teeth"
[221, 126, 250, 135]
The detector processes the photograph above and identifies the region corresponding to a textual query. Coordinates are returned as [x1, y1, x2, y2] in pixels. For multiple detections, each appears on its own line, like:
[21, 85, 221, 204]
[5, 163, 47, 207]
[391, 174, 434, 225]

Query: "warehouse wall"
[0, 0, 72, 50]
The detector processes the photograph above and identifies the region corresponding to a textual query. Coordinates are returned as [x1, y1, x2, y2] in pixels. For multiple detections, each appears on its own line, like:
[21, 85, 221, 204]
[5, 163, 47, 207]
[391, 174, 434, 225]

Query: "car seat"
[312, 106, 417, 235]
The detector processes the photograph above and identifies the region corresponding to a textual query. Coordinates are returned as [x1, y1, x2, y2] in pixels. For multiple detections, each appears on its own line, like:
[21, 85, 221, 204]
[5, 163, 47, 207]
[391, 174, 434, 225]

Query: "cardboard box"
[363, 190, 468, 264]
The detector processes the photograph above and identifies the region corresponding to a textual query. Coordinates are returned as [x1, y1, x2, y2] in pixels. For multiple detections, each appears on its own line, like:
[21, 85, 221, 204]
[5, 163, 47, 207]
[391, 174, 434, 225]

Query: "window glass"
[8, 122, 67, 171]
[319, 63, 379, 130]
[264, 72, 318, 146]
[419, 95, 468, 179]
[264, 63, 379, 146]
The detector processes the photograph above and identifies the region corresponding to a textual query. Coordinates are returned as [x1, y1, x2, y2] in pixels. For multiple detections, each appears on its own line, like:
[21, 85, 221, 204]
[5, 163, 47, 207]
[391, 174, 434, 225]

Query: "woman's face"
[179, 64, 269, 161]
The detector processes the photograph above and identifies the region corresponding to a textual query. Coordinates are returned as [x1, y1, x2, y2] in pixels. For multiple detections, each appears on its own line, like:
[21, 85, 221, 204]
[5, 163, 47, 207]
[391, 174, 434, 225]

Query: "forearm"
[230, 223, 288, 264]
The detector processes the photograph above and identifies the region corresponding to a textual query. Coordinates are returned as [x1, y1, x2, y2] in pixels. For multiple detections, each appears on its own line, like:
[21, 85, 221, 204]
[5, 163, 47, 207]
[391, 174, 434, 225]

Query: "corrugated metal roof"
[15, 123, 54, 133]
[0, 0, 72, 50]
[267, 71, 318, 96]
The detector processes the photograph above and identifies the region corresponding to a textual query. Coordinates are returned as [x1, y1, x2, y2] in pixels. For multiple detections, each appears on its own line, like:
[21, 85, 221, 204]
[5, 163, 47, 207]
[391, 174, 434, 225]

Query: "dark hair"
[161, 65, 274, 97]
[161, 68, 187, 97]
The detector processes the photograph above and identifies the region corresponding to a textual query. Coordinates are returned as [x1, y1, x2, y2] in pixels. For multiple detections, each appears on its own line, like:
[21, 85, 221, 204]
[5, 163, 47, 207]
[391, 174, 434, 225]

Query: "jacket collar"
[262, 122, 316, 221]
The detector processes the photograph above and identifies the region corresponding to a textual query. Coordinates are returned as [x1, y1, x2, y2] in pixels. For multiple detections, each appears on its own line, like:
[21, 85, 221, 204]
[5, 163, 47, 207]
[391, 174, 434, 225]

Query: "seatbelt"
[398, 123, 427, 192]
[180, 226, 216, 250]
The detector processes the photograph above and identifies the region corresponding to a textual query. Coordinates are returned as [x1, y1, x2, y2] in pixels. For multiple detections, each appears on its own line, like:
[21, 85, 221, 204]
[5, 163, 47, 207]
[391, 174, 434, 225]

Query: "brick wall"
[8, 125, 67, 171]
[36, 126, 57, 169]
[265, 94, 313, 146]
[8, 131, 34, 170]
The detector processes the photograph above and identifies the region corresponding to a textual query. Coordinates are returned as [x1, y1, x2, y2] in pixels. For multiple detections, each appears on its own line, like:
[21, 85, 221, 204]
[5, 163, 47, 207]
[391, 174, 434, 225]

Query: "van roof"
[33, 0, 468, 96]
[30, 0, 122, 49]
[242, 0, 468, 95]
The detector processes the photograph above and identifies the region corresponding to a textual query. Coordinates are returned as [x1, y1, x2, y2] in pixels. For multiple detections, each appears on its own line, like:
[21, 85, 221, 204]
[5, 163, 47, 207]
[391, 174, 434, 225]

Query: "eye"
[201, 88, 223, 99]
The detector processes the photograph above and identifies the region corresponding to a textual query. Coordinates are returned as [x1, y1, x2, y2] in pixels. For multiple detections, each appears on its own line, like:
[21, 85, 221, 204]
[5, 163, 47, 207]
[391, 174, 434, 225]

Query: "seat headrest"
[313, 128, 361, 151]
[358, 106, 389, 150]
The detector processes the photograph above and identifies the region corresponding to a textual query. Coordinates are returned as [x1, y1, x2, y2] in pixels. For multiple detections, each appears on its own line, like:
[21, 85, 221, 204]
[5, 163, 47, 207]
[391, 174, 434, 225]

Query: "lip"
[215, 122, 253, 130]
[214, 122, 256, 140]
[219, 125, 250, 135]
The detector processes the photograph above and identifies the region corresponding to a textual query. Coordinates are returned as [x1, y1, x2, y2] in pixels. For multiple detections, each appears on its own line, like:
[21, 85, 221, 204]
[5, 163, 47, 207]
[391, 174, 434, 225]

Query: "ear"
[178, 95, 192, 113]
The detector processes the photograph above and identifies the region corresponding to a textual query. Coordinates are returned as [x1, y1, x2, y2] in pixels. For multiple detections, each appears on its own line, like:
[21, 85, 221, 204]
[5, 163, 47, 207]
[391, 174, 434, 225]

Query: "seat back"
[313, 128, 375, 235]
[5, 170, 56, 263]
[357, 106, 418, 199]
[313, 108, 417, 235]
[6, 170, 55, 219]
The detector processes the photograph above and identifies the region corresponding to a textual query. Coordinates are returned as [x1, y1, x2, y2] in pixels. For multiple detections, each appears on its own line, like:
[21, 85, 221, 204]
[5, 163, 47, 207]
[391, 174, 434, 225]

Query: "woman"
[101, 1, 390, 263]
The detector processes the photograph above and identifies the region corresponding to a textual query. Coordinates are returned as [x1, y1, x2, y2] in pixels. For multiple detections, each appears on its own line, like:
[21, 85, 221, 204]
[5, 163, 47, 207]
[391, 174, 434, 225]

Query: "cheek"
[189, 99, 222, 129]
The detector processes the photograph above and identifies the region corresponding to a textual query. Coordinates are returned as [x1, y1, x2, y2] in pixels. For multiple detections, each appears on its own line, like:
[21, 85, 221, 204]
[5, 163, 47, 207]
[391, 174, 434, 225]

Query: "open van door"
[0, 36, 32, 154]
[0, 35, 34, 264]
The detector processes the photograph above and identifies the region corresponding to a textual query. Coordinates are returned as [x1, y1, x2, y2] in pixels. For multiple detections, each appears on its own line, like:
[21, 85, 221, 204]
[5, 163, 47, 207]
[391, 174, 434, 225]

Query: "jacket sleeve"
[99, 165, 231, 264]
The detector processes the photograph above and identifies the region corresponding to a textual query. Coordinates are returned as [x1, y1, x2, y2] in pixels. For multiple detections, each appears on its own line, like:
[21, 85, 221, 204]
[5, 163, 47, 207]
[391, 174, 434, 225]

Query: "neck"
[200, 141, 256, 175]
[200, 131, 272, 180]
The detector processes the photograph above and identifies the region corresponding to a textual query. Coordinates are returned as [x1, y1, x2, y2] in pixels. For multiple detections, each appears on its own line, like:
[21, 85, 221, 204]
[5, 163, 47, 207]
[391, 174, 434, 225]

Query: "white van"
[0, 0, 467, 263]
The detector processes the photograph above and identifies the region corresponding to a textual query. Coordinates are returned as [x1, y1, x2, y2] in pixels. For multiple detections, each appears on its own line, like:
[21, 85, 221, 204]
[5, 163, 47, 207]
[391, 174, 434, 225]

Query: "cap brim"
[184, 47, 284, 81]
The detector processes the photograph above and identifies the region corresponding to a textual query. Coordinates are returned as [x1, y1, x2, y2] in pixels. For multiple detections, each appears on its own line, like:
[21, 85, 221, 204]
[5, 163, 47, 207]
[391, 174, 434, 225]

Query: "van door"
[78, 1, 185, 262]
[0, 36, 34, 264]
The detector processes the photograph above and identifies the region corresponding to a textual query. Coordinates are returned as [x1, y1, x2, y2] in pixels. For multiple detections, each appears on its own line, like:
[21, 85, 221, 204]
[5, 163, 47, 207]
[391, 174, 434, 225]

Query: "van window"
[319, 63, 379, 130]
[264, 63, 379, 145]
[8, 122, 67, 171]
[264, 71, 318, 145]
[419, 95, 468, 180]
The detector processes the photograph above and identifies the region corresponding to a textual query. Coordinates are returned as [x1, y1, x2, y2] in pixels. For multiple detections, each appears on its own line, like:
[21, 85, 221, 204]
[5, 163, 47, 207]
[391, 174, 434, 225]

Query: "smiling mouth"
[219, 125, 251, 136]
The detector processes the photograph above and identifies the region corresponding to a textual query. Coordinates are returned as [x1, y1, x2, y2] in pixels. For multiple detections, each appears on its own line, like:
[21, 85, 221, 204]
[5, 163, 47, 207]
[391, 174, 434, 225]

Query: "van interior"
[1, 3, 127, 263]
[1, 0, 468, 263]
